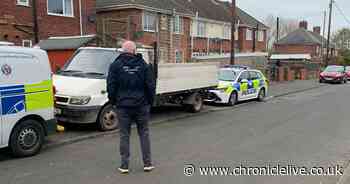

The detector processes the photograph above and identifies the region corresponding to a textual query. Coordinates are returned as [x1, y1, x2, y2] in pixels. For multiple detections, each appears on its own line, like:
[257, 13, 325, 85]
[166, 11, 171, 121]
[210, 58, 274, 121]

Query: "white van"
[0, 46, 56, 157]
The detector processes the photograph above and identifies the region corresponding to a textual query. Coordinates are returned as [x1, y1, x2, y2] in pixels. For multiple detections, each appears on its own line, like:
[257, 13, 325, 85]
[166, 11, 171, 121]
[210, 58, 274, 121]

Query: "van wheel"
[10, 119, 44, 157]
[257, 89, 266, 102]
[185, 93, 203, 113]
[98, 104, 118, 131]
[228, 91, 237, 106]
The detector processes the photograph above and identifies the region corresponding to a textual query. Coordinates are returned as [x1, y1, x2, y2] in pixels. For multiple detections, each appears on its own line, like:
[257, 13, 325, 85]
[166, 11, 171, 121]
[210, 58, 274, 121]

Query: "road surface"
[1, 83, 350, 184]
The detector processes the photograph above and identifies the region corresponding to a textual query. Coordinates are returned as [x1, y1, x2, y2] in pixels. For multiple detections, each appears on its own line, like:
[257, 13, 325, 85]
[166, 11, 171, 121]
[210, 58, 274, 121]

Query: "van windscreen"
[62, 49, 119, 76]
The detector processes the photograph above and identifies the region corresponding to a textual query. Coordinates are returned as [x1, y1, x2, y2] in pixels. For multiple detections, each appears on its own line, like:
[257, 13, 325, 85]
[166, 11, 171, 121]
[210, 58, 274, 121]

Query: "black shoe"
[144, 165, 155, 172]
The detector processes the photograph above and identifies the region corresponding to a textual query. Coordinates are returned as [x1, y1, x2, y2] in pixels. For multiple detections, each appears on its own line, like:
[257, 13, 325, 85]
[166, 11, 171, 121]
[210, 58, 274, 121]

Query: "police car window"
[256, 72, 263, 79]
[239, 71, 249, 81]
[249, 71, 259, 80]
[219, 70, 238, 81]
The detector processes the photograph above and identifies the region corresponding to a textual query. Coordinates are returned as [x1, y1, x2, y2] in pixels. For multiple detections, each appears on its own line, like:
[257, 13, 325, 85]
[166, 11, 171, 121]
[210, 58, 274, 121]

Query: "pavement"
[4, 79, 350, 184]
[44, 79, 326, 148]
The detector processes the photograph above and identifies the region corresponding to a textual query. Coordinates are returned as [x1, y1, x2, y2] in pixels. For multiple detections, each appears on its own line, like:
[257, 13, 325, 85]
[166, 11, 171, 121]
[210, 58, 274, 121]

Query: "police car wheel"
[98, 104, 119, 131]
[10, 119, 44, 157]
[257, 89, 266, 102]
[228, 92, 237, 106]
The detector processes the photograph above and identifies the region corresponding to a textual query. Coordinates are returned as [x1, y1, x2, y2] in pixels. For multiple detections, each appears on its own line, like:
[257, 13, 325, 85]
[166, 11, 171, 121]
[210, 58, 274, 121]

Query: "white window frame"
[223, 25, 231, 39]
[175, 50, 183, 63]
[258, 30, 264, 42]
[246, 29, 253, 41]
[143, 12, 157, 32]
[22, 40, 32, 47]
[173, 15, 183, 34]
[17, 0, 29, 6]
[47, 0, 74, 17]
[197, 21, 206, 37]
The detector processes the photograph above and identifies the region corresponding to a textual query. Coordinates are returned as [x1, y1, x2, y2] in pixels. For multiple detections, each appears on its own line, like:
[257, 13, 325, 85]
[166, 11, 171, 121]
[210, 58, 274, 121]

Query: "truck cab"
[53, 47, 152, 131]
[0, 46, 56, 157]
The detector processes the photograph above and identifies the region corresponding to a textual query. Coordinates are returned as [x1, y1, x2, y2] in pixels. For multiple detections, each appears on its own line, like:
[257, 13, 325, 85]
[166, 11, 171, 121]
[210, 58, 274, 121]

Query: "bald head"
[122, 41, 136, 54]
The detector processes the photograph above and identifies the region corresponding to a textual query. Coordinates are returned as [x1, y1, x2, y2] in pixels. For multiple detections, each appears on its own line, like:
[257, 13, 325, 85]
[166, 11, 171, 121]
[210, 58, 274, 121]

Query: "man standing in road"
[107, 41, 156, 174]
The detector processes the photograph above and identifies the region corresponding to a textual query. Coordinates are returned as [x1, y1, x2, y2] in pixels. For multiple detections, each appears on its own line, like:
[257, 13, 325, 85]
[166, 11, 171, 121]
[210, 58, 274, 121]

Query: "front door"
[237, 71, 250, 101]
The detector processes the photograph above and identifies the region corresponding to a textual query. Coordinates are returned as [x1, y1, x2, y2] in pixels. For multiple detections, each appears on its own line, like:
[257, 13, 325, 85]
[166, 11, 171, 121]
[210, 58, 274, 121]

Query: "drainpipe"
[32, 0, 39, 43]
[79, 0, 83, 35]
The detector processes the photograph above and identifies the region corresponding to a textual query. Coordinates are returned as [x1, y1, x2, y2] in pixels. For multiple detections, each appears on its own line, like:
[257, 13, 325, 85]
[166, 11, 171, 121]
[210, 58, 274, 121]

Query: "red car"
[346, 66, 350, 80]
[319, 65, 347, 84]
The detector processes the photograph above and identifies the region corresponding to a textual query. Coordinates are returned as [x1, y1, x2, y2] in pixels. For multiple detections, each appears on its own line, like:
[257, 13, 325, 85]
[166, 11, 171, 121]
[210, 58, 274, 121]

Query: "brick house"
[0, 0, 96, 46]
[96, 0, 268, 63]
[186, 0, 268, 56]
[96, 0, 193, 64]
[275, 21, 336, 60]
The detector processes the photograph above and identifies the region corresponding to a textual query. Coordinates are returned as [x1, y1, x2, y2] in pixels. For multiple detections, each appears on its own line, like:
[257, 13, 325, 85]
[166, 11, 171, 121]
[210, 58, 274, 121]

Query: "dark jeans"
[116, 105, 152, 168]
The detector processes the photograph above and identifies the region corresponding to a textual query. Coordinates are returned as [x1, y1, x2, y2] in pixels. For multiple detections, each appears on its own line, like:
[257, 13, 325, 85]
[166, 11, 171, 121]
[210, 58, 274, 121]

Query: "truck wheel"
[98, 104, 118, 131]
[228, 91, 237, 106]
[10, 119, 44, 157]
[186, 93, 203, 113]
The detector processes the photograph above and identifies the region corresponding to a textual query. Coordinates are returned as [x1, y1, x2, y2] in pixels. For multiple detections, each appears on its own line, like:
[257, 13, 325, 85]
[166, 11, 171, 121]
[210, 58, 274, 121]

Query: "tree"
[332, 28, 350, 50]
[264, 14, 299, 52]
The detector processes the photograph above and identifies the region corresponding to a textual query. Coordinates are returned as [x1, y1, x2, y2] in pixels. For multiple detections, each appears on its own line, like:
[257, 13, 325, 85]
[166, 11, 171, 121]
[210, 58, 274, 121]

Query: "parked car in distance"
[346, 66, 350, 80]
[206, 67, 269, 106]
[0, 46, 56, 157]
[319, 65, 347, 84]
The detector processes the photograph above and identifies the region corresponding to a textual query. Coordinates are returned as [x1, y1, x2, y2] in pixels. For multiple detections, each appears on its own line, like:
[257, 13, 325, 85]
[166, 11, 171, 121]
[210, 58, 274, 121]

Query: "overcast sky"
[225, 0, 350, 32]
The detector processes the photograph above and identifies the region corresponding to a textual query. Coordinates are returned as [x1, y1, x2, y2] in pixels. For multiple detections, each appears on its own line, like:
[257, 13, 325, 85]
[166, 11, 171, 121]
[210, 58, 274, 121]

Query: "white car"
[207, 67, 269, 106]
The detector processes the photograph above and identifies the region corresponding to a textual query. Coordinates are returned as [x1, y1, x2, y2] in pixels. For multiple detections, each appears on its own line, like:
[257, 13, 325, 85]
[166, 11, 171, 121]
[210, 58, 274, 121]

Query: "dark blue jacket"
[107, 53, 156, 108]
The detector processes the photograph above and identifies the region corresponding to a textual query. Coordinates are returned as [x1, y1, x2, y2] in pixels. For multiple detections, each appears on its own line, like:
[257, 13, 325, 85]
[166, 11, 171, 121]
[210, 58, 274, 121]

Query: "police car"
[207, 66, 269, 105]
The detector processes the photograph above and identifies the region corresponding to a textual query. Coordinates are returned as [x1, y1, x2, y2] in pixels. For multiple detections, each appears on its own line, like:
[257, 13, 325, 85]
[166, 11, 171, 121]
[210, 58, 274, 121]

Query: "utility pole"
[322, 10, 327, 62]
[276, 17, 280, 43]
[32, 0, 39, 44]
[326, 0, 334, 66]
[230, 0, 236, 65]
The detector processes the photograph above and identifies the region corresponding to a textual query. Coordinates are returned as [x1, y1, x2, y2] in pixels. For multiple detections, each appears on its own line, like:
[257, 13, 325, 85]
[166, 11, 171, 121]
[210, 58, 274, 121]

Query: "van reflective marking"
[0, 80, 54, 115]
[0, 88, 25, 96]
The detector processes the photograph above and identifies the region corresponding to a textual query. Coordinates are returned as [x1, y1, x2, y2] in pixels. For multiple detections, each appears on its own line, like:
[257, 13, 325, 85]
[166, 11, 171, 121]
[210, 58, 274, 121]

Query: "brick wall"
[0, 0, 34, 45]
[275, 44, 318, 56]
[97, 9, 191, 63]
[238, 27, 267, 53]
[0, 0, 96, 45]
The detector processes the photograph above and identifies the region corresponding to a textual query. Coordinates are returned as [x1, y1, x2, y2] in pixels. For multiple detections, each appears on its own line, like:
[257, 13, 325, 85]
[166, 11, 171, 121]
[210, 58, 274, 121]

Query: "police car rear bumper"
[55, 104, 101, 124]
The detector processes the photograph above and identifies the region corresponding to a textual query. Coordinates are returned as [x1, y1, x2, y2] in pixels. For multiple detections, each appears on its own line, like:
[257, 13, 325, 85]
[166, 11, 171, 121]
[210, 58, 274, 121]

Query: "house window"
[246, 29, 252, 41]
[223, 25, 230, 39]
[17, 0, 29, 6]
[197, 21, 206, 37]
[143, 12, 157, 32]
[173, 15, 183, 34]
[175, 50, 183, 63]
[22, 40, 32, 47]
[48, 0, 73, 17]
[258, 31, 264, 42]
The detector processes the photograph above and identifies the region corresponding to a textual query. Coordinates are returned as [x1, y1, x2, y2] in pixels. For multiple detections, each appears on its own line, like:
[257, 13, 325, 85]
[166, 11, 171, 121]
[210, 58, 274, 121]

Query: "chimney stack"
[313, 26, 321, 35]
[299, 21, 308, 30]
